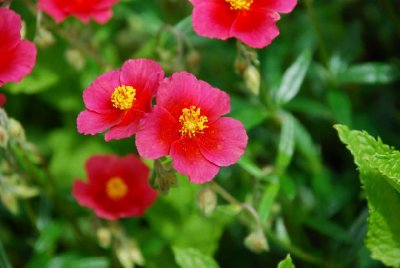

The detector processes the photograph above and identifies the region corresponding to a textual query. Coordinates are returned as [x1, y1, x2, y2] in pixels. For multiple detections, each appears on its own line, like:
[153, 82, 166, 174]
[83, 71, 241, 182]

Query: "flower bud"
[0, 93, 7, 107]
[65, 48, 86, 71]
[35, 28, 56, 48]
[97, 227, 112, 248]
[7, 118, 25, 142]
[197, 186, 217, 217]
[186, 50, 201, 72]
[0, 126, 8, 148]
[153, 159, 177, 194]
[244, 65, 260, 95]
[244, 230, 269, 253]
[116, 240, 145, 268]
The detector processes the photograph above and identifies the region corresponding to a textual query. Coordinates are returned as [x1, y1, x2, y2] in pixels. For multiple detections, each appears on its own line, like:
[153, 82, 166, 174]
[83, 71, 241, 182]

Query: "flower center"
[225, 0, 254, 10]
[106, 177, 128, 200]
[111, 85, 136, 110]
[179, 106, 208, 138]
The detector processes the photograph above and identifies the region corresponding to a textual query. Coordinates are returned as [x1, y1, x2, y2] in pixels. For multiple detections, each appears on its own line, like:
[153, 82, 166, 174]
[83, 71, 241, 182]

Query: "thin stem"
[303, 0, 329, 67]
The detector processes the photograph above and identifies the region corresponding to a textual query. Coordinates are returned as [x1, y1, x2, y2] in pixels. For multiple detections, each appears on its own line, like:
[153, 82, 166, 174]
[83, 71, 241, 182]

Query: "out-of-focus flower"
[0, 8, 37, 86]
[136, 72, 248, 183]
[0, 93, 6, 107]
[72, 154, 158, 220]
[77, 59, 164, 141]
[189, 0, 297, 48]
[38, 0, 119, 24]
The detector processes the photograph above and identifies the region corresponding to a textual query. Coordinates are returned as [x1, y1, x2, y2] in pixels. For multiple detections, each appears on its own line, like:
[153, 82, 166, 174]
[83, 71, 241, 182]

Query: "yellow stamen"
[179, 106, 208, 138]
[106, 177, 128, 200]
[225, 0, 254, 10]
[111, 85, 136, 110]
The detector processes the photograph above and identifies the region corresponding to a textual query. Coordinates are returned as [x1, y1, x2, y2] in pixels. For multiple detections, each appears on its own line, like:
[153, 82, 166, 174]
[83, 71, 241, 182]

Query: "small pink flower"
[190, 0, 297, 48]
[77, 59, 164, 141]
[136, 72, 248, 183]
[38, 0, 119, 24]
[0, 7, 37, 87]
[72, 154, 158, 220]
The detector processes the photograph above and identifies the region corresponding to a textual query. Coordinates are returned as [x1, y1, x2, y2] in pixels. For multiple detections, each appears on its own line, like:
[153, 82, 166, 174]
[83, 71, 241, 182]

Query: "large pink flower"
[0, 8, 37, 87]
[136, 72, 248, 183]
[190, 0, 297, 48]
[72, 154, 158, 220]
[38, 0, 119, 24]
[77, 59, 164, 141]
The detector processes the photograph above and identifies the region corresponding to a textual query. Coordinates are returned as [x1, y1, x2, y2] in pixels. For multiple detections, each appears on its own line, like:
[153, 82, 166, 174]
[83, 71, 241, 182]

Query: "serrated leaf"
[277, 254, 295, 268]
[337, 63, 399, 85]
[369, 154, 400, 194]
[276, 112, 295, 171]
[335, 124, 400, 267]
[275, 49, 312, 105]
[173, 248, 219, 268]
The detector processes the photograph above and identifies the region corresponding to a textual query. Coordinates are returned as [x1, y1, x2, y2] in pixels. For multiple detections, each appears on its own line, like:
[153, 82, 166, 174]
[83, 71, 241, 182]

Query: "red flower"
[72, 154, 158, 220]
[0, 8, 37, 87]
[136, 72, 248, 183]
[190, 0, 297, 48]
[77, 59, 164, 141]
[38, 0, 119, 24]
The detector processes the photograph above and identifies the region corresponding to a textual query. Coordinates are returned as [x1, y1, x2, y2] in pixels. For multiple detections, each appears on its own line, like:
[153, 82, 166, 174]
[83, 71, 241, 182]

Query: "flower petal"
[136, 106, 180, 159]
[82, 70, 121, 114]
[0, 7, 22, 52]
[0, 40, 37, 86]
[231, 9, 280, 48]
[38, 0, 68, 23]
[157, 72, 230, 122]
[104, 109, 144, 141]
[198, 117, 247, 166]
[120, 59, 164, 111]
[170, 138, 220, 183]
[254, 0, 297, 13]
[72, 180, 95, 207]
[77, 110, 123, 136]
[192, 1, 236, 40]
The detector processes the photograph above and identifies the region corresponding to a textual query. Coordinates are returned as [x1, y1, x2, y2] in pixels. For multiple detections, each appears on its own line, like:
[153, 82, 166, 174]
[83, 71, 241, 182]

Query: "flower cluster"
[73, 154, 158, 220]
[0, 7, 37, 87]
[77, 59, 248, 184]
[38, 0, 119, 24]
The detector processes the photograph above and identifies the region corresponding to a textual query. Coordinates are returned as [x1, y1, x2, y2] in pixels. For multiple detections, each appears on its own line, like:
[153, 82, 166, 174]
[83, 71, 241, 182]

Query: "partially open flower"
[72, 154, 158, 220]
[190, 0, 297, 48]
[136, 72, 248, 183]
[38, 0, 119, 24]
[0, 7, 37, 86]
[77, 59, 164, 141]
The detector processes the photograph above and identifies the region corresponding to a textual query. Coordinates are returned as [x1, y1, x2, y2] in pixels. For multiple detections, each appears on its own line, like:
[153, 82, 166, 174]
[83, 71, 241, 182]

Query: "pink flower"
[190, 0, 297, 48]
[136, 72, 248, 183]
[0, 8, 37, 87]
[38, 0, 119, 24]
[77, 59, 164, 141]
[72, 154, 158, 220]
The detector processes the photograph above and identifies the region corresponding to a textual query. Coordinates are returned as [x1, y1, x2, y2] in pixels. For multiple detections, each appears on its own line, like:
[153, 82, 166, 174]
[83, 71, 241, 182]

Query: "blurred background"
[1, 0, 400, 267]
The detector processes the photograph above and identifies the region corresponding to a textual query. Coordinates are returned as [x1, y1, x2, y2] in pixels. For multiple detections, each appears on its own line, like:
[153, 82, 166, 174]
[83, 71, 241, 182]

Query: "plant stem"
[303, 0, 329, 67]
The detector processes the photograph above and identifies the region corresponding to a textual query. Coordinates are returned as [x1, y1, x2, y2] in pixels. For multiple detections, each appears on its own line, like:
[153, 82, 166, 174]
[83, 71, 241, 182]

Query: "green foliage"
[173, 248, 219, 268]
[277, 254, 295, 268]
[336, 124, 400, 267]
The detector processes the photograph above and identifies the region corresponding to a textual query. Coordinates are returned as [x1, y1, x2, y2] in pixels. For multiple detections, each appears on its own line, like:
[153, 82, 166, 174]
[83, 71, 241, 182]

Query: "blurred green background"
[1, 0, 400, 267]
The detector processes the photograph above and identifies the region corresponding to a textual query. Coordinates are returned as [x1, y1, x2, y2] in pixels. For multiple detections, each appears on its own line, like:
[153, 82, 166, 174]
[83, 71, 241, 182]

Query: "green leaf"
[276, 112, 295, 171]
[274, 49, 312, 105]
[327, 90, 352, 126]
[6, 67, 59, 94]
[34, 221, 63, 254]
[0, 240, 12, 268]
[230, 97, 269, 130]
[369, 154, 400, 194]
[335, 124, 400, 267]
[337, 63, 399, 85]
[277, 254, 295, 268]
[173, 248, 219, 268]
[258, 182, 280, 223]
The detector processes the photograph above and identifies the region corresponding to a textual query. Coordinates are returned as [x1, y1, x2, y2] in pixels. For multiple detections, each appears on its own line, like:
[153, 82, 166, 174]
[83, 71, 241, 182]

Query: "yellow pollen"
[225, 0, 253, 10]
[106, 177, 128, 200]
[179, 106, 208, 138]
[111, 85, 136, 110]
